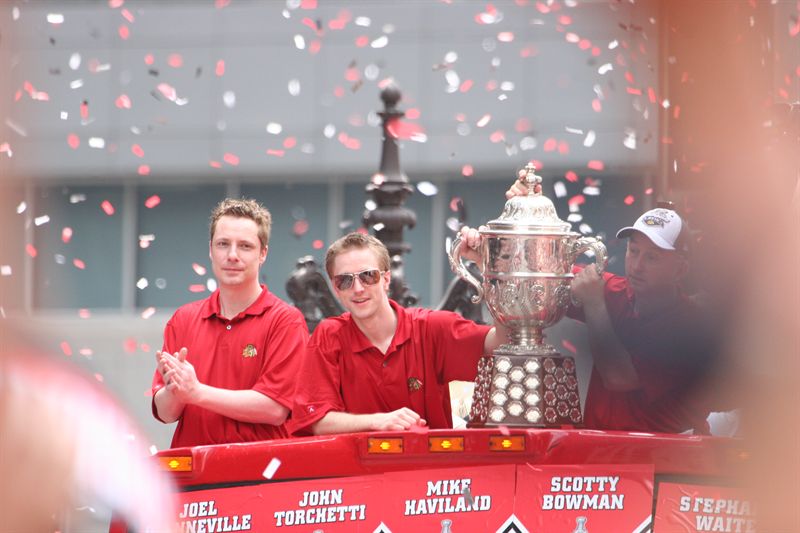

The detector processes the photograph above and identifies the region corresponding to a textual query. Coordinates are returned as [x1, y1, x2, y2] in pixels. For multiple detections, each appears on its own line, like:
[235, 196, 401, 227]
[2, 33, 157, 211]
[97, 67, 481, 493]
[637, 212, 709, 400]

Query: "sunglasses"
[333, 269, 385, 291]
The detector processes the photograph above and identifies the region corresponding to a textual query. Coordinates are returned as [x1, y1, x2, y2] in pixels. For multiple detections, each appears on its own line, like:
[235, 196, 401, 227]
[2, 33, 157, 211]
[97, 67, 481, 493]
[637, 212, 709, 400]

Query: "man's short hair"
[209, 198, 272, 249]
[325, 232, 391, 278]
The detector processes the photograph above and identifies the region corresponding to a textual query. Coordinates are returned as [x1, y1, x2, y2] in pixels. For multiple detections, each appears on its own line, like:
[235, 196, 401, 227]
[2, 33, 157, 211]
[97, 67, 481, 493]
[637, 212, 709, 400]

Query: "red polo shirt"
[290, 300, 491, 435]
[568, 269, 714, 433]
[151, 286, 308, 448]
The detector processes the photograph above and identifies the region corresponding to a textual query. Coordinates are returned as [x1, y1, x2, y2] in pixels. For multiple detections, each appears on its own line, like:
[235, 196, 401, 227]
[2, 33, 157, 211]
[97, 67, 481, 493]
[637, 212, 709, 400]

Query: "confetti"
[60, 341, 73, 356]
[189, 284, 206, 293]
[167, 53, 183, 68]
[223, 153, 240, 166]
[562, 339, 577, 354]
[138, 165, 151, 176]
[115, 94, 132, 109]
[0, 266, 11, 276]
[587, 160, 604, 171]
[47, 13, 65, 25]
[624, 195, 635, 205]
[73, 258, 86, 270]
[312, 240, 324, 250]
[141, 307, 156, 319]
[292, 220, 309, 237]
[15, 201, 26, 214]
[192, 263, 207, 275]
[34, 215, 50, 226]
[78, 308, 91, 318]
[461, 164, 474, 177]
[67, 133, 80, 149]
[416, 181, 438, 196]
[262, 458, 282, 479]
[144, 195, 161, 209]
[136, 277, 149, 289]
[25, 244, 37, 258]
[101, 200, 116, 216]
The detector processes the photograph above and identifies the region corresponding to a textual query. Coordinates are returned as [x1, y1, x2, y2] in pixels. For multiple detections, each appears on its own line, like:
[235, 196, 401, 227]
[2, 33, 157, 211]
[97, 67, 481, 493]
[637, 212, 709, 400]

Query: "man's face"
[624, 232, 687, 298]
[331, 247, 391, 322]
[209, 215, 267, 289]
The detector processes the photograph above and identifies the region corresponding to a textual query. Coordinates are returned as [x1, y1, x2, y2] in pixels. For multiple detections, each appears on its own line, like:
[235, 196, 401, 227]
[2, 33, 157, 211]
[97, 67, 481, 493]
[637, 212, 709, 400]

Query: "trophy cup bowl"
[448, 164, 607, 427]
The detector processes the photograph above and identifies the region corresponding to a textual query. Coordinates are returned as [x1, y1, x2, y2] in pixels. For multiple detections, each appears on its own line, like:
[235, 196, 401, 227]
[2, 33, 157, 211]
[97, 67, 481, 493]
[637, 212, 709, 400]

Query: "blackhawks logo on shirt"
[242, 344, 257, 358]
[407, 377, 422, 392]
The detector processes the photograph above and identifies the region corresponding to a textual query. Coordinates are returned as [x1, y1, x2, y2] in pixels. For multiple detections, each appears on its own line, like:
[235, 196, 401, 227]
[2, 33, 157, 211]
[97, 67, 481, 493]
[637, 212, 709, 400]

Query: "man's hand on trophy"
[458, 225, 485, 264]
[505, 168, 543, 199]
[571, 265, 605, 309]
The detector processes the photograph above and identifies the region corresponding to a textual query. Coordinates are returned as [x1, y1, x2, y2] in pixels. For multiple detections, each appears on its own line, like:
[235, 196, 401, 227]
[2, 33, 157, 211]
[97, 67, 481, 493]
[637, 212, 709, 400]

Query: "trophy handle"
[447, 234, 484, 304]
[571, 237, 608, 274]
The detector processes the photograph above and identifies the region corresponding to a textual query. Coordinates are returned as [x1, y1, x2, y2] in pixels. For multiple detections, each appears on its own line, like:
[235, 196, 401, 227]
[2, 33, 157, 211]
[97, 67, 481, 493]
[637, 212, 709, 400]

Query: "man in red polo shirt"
[290, 232, 509, 435]
[506, 179, 717, 433]
[152, 198, 308, 448]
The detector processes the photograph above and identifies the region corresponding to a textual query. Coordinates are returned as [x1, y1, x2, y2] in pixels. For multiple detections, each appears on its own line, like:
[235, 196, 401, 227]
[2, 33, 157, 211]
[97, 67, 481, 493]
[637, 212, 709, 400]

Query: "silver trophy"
[449, 164, 607, 427]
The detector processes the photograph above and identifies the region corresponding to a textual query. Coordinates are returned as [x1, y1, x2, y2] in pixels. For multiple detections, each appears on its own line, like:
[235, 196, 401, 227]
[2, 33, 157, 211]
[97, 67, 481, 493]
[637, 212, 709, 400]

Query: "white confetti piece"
[15, 201, 26, 214]
[416, 181, 438, 196]
[262, 457, 282, 479]
[46, 13, 64, 24]
[554, 182, 567, 198]
[34, 215, 50, 226]
[136, 277, 149, 290]
[0, 265, 12, 276]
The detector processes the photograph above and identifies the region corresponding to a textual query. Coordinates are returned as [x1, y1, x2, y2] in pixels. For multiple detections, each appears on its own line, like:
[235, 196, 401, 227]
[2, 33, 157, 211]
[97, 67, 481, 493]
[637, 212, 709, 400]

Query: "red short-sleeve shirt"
[151, 286, 308, 448]
[290, 300, 491, 435]
[568, 268, 714, 433]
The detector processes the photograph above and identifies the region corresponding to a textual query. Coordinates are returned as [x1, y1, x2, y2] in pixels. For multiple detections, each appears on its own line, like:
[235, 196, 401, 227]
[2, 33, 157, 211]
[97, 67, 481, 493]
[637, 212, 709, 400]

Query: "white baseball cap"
[616, 208, 689, 253]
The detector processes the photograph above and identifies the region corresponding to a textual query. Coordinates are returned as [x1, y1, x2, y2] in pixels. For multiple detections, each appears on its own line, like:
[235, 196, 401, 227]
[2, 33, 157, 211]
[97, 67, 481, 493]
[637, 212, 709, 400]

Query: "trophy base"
[468, 350, 582, 428]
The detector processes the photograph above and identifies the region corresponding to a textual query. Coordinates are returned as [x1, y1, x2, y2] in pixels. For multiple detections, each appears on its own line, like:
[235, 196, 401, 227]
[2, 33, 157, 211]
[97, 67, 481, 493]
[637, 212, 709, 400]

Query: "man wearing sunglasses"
[290, 232, 509, 435]
[151, 198, 308, 447]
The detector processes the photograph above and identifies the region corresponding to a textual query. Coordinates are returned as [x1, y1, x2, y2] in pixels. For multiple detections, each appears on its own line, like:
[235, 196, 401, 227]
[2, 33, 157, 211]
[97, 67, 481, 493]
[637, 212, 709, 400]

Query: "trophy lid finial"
[520, 163, 542, 196]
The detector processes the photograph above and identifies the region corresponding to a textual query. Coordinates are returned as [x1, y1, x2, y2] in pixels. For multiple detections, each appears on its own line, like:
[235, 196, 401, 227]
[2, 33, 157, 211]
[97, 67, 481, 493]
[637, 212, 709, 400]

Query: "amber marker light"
[158, 455, 193, 472]
[428, 436, 465, 452]
[488, 435, 525, 451]
[367, 437, 404, 454]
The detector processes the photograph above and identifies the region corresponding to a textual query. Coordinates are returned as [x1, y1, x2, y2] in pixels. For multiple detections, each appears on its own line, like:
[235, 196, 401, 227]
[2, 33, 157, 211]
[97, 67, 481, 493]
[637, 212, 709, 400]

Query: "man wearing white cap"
[508, 180, 716, 433]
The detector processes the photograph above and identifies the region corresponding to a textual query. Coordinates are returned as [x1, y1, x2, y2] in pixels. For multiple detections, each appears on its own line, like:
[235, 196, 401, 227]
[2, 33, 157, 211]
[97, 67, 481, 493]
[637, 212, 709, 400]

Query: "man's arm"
[311, 408, 426, 435]
[572, 266, 640, 391]
[160, 348, 289, 425]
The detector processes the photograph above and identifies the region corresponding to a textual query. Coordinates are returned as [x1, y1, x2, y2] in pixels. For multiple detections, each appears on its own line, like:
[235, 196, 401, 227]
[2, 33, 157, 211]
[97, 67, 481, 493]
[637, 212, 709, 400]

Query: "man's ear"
[260, 244, 268, 265]
[382, 269, 391, 292]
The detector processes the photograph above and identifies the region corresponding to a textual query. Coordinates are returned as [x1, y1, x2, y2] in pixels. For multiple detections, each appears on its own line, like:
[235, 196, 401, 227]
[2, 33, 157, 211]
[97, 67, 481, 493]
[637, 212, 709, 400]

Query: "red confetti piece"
[301, 17, 319, 33]
[647, 87, 657, 103]
[109, 0, 124, 7]
[673, 105, 681, 119]
[67, 134, 80, 149]
[529, 160, 544, 171]
[489, 130, 505, 143]
[115, 94, 132, 109]
[138, 164, 151, 176]
[543, 138, 557, 152]
[626, 87, 642, 95]
[312, 239, 324, 250]
[144, 195, 161, 209]
[301, 0, 317, 8]
[62, 227, 73, 243]
[578, 39, 591, 50]
[387, 118, 426, 140]
[215, 60, 225, 76]
[144, 53, 154, 65]
[591, 99, 602, 112]
[78, 308, 91, 318]
[60, 341, 73, 356]
[337, 132, 361, 150]
[121, 8, 135, 22]
[515, 118, 531, 132]
[645, 188, 654, 195]
[309, 40, 321, 55]
[520, 45, 538, 58]
[189, 284, 206, 293]
[266, 149, 285, 157]
[223, 153, 240, 166]
[345, 67, 359, 82]
[624, 195, 635, 205]
[405, 108, 421, 120]
[192, 263, 207, 275]
[333, 86, 345, 98]
[25, 244, 37, 258]
[565, 171, 578, 182]
[124, 338, 137, 353]
[80, 101, 89, 119]
[449, 197, 462, 211]
[561, 339, 577, 354]
[215, 0, 231, 7]
[559, 15, 572, 25]
[462, 164, 474, 177]
[568, 194, 586, 207]
[94, 373, 104, 383]
[101, 200, 115, 216]
[141, 343, 151, 352]
[459, 79, 473, 92]
[355, 35, 369, 47]
[209, 161, 222, 168]
[587, 160, 605, 171]
[167, 53, 183, 68]
[293, 220, 310, 237]
[131, 144, 144, 158]
[118, 24, 130, 40]
[558, 141, 569, 155]
[591, 47, 601, 57]
[283, 137, 297, 149]
[73, 258, 86, 270]
[157, 83, 177, 101]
